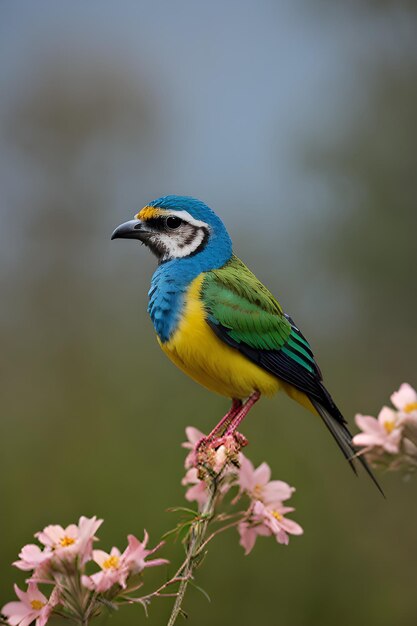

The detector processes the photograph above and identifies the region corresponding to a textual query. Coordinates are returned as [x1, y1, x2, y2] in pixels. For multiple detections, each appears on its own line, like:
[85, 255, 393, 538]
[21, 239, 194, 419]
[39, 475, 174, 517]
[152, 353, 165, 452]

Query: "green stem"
[166, 481, 218, 626]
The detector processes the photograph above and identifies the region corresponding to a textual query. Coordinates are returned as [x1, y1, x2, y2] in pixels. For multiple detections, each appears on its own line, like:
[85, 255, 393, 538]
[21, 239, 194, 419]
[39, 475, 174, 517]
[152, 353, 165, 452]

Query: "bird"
[112, 195, 382, 493]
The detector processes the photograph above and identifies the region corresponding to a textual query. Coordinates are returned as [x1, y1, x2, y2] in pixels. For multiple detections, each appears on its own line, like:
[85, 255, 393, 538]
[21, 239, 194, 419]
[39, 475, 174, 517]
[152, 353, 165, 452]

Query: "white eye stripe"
[166, 210, 209, 230]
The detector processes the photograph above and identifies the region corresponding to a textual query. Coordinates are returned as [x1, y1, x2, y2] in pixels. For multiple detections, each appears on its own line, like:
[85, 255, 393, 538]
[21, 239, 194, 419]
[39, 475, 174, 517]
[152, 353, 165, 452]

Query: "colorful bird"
[112, 195, 382, 492]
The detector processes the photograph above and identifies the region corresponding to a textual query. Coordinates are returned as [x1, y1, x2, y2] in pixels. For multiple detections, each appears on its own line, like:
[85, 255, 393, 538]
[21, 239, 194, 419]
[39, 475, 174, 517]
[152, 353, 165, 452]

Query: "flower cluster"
[1, 516, 167, 626]
[353, 383, 417, 473]
[2, 427, 304, 625]
[182, 427, 303, 554]
[237, 456, 303, 553]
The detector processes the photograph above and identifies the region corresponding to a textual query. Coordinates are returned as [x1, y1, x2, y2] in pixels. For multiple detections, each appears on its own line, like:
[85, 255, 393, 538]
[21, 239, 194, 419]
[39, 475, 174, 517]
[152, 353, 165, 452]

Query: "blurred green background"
[1, 1, 416, 625]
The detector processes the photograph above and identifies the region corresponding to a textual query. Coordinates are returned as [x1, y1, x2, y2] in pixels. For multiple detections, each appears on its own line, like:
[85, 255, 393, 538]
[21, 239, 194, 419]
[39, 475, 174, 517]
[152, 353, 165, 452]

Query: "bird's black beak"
[111, 219, 149, 241]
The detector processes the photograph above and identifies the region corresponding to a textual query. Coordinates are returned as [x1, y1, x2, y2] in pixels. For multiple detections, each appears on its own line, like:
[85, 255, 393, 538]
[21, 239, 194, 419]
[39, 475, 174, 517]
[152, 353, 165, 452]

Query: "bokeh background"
[1, 1, 416, 625]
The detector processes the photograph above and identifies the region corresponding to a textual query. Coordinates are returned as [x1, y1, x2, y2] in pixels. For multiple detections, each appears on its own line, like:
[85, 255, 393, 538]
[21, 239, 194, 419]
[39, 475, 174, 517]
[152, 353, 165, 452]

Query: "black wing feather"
[208, 318, 384, 496]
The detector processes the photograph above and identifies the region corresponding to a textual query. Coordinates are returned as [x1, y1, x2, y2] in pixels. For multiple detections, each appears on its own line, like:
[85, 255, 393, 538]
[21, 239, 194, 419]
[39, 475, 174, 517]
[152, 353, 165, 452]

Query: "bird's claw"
[194, 431, 248, 470]
[230, 431, 249, 448]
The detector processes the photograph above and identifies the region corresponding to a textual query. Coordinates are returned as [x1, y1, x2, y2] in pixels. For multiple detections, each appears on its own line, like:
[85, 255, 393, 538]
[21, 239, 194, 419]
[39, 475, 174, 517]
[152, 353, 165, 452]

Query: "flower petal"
[238, 523, 257, 555]
[263, 480, 294, 505]
[93, 549, 111, 568]
[377, 406, 398, 426]
[275, 529, 289, 545]
[184, 427, 205, 446]
[19, 615, 37, 626]
[352, 433, 383, 448]
[238, 455, 255, 491]
[279, 517, 304, 536]
[355, 414, 382, 435]
[13, 584, 29, 605]
[391, 383, 417, 410]
[253, 462, 271, 486]
[2, 601, 30, 619]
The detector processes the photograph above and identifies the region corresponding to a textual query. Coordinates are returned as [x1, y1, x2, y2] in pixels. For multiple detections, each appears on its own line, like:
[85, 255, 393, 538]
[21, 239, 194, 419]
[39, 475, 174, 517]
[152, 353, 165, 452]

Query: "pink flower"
[239, 500, 303, 555]
[122, 532, 168, 574]
[238, 515, 271, 555]
[391, 383, 417, 415]
[2, 583, 56, 626]
[238, 456, 295, 506]
[36, 516, 102, 564]
[354, 407, 403, 454]
[82, 532, 167, 593]
[13, 544, 52, 572]
[391, 384, 417, 447]
[181, 468, 209, 506]
[182, 427, 205, 469]
[82, 547, 128, 592]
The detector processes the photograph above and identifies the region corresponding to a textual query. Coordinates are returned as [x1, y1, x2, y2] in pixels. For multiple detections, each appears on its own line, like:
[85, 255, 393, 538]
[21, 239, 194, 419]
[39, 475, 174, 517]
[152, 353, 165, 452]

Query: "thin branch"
[194, 517, 244, 556]
[166, 481, 218, 626]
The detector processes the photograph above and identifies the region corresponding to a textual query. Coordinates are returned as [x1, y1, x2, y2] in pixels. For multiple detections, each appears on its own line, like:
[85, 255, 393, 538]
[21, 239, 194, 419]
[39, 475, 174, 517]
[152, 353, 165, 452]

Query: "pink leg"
[207, 399, 242, 439]
[195, 392, 261, 464]
[224, 391, 261, 436]
[194, 400, 242, 463]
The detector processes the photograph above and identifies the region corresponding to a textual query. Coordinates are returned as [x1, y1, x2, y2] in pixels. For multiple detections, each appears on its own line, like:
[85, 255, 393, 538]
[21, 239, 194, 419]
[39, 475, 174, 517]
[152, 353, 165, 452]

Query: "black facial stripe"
[144, 217, 164, 231]
[146, 235, 168, 261]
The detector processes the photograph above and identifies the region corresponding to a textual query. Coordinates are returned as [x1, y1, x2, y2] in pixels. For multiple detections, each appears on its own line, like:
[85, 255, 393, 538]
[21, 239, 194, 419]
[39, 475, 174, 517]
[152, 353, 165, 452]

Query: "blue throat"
[148, 227, 232, 343]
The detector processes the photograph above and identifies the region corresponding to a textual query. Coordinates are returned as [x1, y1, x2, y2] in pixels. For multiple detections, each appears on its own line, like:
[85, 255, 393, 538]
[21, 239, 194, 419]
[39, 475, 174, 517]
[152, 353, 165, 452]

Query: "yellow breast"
[158, 275, 280, 399]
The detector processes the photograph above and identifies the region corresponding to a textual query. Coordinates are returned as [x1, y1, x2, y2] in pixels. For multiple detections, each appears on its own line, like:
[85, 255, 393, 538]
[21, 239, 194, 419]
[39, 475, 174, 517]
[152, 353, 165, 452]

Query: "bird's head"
[111, 195, 232, 264]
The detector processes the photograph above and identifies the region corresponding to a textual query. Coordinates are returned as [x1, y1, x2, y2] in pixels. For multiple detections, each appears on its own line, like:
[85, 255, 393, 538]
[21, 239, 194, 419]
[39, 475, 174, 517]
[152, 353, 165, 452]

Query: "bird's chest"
[156, 275, 279, 398]
[153, 275, 211, 365]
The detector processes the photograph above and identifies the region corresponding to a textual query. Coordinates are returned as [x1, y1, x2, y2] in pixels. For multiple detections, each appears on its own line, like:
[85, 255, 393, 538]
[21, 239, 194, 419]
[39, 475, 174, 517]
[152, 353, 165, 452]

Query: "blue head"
[112, 196, 233, 341]
[111, 195, 233, 269]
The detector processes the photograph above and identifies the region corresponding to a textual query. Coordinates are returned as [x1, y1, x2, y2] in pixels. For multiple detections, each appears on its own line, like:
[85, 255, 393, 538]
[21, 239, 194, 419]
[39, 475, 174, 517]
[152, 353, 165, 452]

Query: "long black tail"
[310, 393, 385, 497]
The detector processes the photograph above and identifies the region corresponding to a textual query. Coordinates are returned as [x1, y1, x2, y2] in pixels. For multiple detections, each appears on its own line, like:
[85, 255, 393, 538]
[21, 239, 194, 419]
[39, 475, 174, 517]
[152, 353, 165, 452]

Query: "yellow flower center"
[253, 484, 263, 498]
[271, 510, 283, 522]
[404, 402, 417, 414]
[31, 600, 45, 611]
[60, 536, 76, 547]
[102, 555, 120, 570]
[384, 421, 396, 434]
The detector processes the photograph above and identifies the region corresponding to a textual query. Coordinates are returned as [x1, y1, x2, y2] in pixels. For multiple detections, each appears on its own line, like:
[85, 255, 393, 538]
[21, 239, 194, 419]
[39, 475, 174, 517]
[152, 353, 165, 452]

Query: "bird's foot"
[194, 431, 248, 477]
[193, 435, 217, 468]
[232, 431, 249, 448]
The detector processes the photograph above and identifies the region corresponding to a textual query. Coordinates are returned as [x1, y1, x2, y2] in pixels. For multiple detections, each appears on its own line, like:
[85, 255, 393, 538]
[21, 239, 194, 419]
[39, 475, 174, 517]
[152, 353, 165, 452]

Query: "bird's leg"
[207, 399, 243, 439]
[194, 400, 242, 465]
[223, 391, 261, 437]
[196, 393, 260, 466]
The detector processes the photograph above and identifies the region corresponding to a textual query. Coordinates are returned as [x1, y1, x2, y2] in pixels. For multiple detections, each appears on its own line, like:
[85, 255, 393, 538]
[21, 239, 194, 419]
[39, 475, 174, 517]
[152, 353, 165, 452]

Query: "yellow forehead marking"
[136, 206, 166, 221]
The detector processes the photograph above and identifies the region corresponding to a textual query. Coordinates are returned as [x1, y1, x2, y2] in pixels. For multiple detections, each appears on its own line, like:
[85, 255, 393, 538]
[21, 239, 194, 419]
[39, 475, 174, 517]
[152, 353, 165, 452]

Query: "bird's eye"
[166, 216, 182, 230]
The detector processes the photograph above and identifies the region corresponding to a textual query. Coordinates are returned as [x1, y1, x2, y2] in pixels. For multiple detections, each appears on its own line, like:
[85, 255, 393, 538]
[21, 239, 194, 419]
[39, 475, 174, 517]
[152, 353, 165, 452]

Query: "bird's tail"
[310, 396, 384, 497]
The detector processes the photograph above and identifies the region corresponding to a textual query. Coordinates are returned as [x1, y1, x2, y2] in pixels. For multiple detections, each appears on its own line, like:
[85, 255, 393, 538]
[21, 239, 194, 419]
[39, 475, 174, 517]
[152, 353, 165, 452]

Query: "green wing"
[201, 255, 384, 494]
[201, 255, 318, 375]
